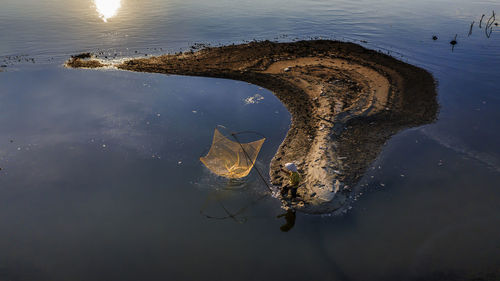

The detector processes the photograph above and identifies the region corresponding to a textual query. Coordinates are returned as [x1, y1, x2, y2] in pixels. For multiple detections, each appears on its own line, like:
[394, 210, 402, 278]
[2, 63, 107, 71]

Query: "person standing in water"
[281, 162, 301, 199]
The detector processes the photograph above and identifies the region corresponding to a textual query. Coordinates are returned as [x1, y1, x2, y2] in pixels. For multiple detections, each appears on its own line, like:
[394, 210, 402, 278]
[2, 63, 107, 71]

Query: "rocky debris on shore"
[66, 53, 107, 68]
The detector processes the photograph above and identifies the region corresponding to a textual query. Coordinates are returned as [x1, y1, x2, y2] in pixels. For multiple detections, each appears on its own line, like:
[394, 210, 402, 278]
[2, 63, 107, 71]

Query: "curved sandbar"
[66, 40, 438, 214]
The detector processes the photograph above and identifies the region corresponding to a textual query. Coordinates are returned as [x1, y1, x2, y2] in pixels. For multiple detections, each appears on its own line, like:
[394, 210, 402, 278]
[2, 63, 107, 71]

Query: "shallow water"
[1, 0, 500, 280]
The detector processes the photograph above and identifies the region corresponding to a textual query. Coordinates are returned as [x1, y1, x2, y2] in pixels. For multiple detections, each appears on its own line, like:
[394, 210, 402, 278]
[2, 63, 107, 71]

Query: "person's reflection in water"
[277, 209, 296, 232]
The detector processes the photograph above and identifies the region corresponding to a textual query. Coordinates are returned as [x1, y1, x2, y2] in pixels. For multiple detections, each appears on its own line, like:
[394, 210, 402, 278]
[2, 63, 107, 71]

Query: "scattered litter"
[192, 110, 197, 114]
[102, 144, 106, 148]
[178, 161, 182, 165]
[380, 183, 385, 187]
[283, 67, 290, 72]
[156, 113, 161, 117]
[244, 93, 264, 104]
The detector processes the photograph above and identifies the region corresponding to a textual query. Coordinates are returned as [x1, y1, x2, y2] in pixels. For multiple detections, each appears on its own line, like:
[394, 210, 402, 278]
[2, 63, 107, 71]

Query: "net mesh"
[200, 128, 265, 179]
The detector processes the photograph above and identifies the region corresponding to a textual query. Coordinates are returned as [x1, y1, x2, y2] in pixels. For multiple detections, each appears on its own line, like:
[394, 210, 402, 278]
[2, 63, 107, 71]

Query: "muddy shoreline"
[66, 40, 438, 213]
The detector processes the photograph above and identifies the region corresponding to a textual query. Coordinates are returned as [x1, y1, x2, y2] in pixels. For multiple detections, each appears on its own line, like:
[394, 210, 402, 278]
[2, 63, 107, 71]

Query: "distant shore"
[66, 40, 437, 213]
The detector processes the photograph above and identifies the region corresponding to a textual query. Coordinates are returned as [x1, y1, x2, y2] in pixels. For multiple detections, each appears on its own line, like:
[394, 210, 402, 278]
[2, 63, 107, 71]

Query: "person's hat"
[284, 162, 298, 172]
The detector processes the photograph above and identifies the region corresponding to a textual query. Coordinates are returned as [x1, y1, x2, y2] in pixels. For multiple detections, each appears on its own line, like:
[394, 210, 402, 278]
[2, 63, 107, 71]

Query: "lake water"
[1, 0, 500, 280]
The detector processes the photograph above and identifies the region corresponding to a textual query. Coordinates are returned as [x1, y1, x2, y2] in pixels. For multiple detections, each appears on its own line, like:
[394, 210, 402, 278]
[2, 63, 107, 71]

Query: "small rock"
[432, 35, 438, 40]
[334, 180, 342, 192]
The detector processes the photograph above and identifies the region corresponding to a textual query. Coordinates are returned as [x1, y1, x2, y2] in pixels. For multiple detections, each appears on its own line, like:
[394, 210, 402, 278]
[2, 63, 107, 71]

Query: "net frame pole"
[231, 133, 273, 192]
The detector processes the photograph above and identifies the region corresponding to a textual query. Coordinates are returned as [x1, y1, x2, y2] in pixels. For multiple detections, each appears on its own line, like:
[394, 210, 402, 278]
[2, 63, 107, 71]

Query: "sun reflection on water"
[94, 0, 121, 22]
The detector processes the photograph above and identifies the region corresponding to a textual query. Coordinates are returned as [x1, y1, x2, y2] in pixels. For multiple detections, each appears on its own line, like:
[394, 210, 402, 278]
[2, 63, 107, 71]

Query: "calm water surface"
[1, 0, 500, 280]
